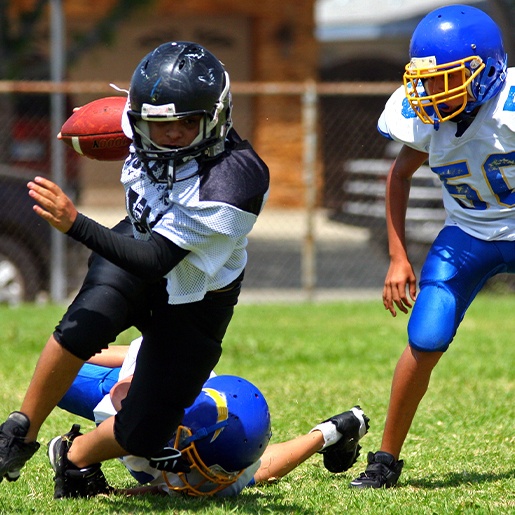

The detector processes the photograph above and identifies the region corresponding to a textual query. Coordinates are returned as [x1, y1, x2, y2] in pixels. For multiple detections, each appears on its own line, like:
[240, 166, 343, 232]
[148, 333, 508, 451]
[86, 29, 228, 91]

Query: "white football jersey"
[378, 68, 515, 241]
[120, 135, 269, 304]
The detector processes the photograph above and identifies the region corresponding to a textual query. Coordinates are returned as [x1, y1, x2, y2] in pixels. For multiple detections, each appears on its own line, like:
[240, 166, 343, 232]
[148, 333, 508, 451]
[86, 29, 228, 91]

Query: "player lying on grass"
[53, 337, 370, 498]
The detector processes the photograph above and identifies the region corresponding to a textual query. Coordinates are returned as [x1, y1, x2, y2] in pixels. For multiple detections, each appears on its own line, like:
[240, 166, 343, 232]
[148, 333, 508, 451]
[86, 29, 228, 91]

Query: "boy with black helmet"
[0, 41, 269, 497]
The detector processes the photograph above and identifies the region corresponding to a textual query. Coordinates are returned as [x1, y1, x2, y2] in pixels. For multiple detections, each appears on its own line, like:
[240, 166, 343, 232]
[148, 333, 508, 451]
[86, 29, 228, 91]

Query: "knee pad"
[55, 257, 150, 360]
[408, 284, 457, 352]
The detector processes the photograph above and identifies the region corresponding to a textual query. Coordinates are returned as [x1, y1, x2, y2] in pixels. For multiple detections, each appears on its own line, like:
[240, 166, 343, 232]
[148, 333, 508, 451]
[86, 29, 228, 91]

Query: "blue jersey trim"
[377, 125, 393, 140]
[502, 86, 515, 111]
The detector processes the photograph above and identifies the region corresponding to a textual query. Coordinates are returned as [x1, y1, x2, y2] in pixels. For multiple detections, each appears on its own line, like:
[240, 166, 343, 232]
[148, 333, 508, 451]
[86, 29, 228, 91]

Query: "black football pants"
[54, 217, 241, 457]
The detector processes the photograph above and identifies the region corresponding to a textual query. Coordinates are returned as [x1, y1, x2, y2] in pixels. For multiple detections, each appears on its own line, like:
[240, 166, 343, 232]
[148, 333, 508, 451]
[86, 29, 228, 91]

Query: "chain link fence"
[0, 81, 510, 305]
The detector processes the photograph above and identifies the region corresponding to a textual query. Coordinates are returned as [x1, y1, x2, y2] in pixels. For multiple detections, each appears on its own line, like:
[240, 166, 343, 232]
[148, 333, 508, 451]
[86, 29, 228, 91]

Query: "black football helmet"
[127, 41, 232, 182]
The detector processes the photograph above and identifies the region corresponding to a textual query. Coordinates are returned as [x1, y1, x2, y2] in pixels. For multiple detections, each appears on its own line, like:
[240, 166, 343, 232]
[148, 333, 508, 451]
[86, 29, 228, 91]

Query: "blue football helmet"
[403, 5, 507, 126]
[164, 375, 272, 496]
[127, 41, 232, 183]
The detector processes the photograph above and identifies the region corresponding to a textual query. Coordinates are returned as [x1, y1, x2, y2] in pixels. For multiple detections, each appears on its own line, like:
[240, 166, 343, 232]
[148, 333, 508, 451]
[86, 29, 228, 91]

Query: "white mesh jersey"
[120, 137, 269, 304]
[93, 338, 254, 497]
[378, 68, 515, 241]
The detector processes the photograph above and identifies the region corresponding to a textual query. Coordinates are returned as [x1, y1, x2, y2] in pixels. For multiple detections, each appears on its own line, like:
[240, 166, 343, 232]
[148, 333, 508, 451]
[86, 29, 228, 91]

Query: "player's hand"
[148, 447, 191, 473]
[383, 258, 417, 317]
[27, 176, 78, 233]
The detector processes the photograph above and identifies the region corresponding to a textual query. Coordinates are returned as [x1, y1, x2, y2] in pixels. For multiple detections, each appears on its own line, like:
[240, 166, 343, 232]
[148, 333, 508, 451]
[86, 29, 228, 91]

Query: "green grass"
[0, 295, 513, 514]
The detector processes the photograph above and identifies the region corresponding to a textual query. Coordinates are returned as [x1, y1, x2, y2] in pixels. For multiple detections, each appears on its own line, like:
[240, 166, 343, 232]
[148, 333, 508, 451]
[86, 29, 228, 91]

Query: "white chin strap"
[207, 71, 231, 136]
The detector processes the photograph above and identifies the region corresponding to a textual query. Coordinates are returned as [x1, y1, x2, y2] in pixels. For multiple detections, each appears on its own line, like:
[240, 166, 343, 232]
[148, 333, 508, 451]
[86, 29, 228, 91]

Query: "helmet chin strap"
[167, 161, 176, 190]
[185, 420, 229, 444]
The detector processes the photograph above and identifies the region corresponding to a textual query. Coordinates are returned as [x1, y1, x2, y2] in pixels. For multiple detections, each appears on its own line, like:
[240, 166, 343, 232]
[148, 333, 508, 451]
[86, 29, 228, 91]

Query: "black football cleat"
[319, 406, 370, 473]
[48, 424, 112, 499]
[0, 412, 40, 483]
[349, 451, 404, 488]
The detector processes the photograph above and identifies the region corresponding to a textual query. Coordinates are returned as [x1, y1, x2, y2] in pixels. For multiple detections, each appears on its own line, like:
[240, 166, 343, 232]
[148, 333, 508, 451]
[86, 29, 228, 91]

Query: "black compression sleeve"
[67, 213, 189, 281]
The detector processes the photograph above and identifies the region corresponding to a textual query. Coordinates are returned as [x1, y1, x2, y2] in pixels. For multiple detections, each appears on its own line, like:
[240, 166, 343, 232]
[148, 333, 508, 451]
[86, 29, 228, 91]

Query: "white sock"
[309, 421, 341, 450]
[310, 407, 367, 450]
[350, 406, 367, 439]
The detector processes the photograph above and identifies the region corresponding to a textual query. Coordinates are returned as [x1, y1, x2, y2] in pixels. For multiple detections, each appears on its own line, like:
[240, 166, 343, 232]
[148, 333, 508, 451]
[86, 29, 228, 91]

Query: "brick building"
[12, 0, 318, 208]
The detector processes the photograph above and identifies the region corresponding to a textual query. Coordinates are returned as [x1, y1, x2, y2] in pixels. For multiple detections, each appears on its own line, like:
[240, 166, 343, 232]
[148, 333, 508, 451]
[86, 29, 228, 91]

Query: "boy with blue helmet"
[55, 338, 370, 498]
[351, 5, 514, 489]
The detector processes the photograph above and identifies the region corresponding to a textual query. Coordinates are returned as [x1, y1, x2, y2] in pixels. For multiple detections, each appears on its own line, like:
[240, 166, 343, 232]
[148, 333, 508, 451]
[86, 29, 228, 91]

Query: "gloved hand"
[147, 447, 191, 473]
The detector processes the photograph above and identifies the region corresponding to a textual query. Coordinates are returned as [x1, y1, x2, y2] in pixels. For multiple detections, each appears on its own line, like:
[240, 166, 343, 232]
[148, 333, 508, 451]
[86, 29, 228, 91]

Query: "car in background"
[0, 165, 86, 304]
[0, 94, 86, 304]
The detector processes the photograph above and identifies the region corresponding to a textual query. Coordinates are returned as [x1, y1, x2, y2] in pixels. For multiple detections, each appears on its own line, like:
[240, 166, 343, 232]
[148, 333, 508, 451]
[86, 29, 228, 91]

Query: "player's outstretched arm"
[88, 346, 130, 368]
[253, 431, 324, 483]
[28, 176, 188, 281]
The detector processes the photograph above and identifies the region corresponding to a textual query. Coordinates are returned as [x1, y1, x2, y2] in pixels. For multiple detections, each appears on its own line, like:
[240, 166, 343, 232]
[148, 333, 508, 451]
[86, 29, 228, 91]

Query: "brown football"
[59, 96, 132, 161]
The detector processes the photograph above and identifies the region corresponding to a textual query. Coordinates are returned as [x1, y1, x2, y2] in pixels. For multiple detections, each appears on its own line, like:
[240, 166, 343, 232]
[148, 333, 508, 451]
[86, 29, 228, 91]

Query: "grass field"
[0, 294, 513, 514]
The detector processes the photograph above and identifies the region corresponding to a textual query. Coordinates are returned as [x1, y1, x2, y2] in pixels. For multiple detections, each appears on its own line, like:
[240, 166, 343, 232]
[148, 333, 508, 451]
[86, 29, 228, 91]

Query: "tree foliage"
[0, 0, 156, 79]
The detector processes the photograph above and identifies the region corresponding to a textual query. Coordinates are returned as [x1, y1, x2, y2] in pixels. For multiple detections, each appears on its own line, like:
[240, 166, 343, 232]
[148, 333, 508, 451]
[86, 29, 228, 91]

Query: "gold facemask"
[161, 425, 245, 497]
[403, 55, 484, 124]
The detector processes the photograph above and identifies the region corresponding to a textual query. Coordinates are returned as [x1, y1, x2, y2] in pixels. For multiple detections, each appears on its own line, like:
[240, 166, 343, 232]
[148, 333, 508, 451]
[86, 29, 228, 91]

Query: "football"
[59, 96, 132, 161]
